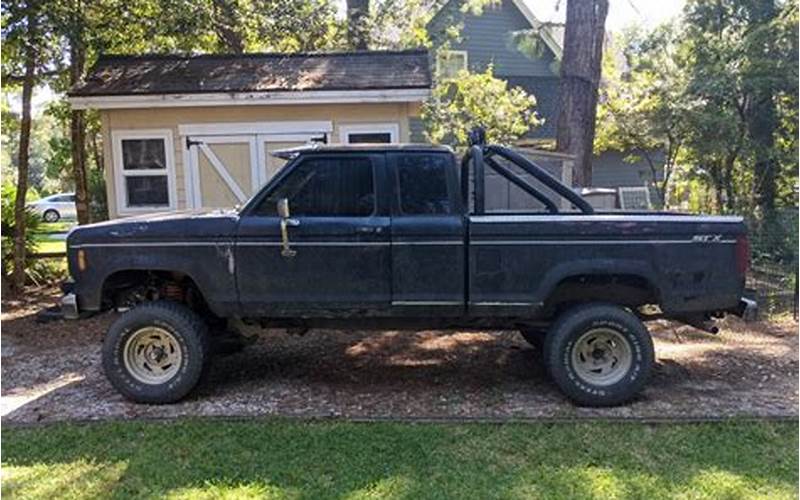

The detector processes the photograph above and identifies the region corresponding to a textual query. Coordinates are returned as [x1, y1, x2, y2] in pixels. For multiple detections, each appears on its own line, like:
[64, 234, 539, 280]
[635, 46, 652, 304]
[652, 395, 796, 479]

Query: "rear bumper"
[734, 296, 758, 322]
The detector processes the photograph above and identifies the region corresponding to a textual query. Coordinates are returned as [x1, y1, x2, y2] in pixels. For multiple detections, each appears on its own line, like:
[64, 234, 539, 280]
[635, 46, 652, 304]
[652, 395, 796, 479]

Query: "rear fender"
[536, 258, 660, 305]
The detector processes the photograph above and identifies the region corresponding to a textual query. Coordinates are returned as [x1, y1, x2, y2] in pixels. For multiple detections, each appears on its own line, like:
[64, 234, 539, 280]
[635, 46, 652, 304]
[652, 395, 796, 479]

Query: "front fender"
[72, 244, 237, 316]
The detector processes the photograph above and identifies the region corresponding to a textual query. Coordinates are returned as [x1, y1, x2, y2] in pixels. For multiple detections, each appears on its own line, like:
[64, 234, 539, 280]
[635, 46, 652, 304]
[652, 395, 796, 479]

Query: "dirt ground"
[1, 287, 797, 424]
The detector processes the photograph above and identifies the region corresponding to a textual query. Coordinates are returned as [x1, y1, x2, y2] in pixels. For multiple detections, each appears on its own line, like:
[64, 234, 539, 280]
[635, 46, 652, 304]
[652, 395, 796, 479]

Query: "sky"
[524, 0, 687, 31]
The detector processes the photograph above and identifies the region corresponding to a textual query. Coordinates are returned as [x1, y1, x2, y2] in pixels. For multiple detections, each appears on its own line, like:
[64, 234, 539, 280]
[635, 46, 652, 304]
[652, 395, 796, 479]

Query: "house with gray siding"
[419, 0, 662, 200]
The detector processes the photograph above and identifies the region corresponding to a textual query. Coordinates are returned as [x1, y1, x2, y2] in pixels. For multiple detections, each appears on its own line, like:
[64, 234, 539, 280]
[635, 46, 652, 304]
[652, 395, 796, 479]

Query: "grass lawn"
[2, 420, 797, 499]
[38, 221, 75, 234]
[32, 238, 66, 254]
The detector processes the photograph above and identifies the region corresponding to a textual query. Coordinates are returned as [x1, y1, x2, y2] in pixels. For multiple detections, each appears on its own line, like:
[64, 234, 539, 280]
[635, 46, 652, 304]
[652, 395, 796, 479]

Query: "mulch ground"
[1, 287, 797, 424]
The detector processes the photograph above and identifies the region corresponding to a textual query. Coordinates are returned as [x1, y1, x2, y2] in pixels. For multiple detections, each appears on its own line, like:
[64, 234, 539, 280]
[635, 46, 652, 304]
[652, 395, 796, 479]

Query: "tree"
[422, 66, 541, 149]
[679, 0, 798, 214]
[2, 0, 42, 290]
[556, 0, 609, 187]
[595, 26, 689, 207]
[738, 1, 797, 216]
[346, 0, 370, 49]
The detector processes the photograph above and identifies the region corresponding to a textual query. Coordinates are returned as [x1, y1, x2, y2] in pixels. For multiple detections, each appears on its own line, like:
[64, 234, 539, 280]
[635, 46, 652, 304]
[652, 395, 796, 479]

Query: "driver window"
[256, 156, 375, 216]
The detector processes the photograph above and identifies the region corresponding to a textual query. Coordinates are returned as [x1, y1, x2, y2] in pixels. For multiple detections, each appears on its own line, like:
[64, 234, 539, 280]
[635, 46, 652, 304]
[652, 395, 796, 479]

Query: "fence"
[746, 208, 799, 318]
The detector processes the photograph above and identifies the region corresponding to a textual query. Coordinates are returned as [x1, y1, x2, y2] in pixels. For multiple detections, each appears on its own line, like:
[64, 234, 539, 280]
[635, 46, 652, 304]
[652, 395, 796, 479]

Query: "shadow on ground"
[1, 289, 797, 423]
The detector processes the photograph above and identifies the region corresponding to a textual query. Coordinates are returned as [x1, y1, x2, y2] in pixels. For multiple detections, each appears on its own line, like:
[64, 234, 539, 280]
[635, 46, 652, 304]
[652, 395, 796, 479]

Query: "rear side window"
[396, 154, 451, 215]
[258, 156, 375, 216]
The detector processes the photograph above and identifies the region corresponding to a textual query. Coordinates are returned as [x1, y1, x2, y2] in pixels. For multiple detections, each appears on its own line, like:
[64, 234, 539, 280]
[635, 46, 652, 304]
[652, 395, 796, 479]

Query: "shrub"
[1, 181, 44, 285]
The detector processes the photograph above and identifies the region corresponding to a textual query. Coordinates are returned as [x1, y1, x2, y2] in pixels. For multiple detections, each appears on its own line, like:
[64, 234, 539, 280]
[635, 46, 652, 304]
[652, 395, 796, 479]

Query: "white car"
[28, 193, 77, 222]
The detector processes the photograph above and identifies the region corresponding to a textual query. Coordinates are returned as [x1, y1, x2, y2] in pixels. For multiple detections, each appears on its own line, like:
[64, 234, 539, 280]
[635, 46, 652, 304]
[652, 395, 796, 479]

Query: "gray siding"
[425, 0, 666, 196]
[505, 75, 559, 138]
[429, 0, 558, 78]
[591, 151, 662, 188]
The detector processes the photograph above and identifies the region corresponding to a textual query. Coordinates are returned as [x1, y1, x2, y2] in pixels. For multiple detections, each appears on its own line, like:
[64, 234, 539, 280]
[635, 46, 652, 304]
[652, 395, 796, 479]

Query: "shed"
[68, 49, 431, 218]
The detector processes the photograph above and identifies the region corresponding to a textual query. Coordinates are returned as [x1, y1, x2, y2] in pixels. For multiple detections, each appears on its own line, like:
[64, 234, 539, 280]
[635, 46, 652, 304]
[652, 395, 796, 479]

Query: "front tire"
[544, 303, 654, 407]
[43, 209, 60, 223]
[102, 300, 210, 404]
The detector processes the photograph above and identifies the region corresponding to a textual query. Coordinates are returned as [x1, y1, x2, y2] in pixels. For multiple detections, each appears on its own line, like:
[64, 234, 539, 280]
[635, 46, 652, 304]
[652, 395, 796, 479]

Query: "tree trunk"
[211, 0, 245, 53]
[346, 0, 370, 50]
[11, 9, 38, 291]
[746, 2, 778, 217]
[556, 0, 609, 187]
[90, 125, 103, 173]
[69, 7, 90, 224]
[748, 97, 777, 215]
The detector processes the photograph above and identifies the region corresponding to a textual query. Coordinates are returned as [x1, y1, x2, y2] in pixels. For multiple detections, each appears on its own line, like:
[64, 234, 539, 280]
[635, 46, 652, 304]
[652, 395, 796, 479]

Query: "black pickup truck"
[64, 139, 756, 407]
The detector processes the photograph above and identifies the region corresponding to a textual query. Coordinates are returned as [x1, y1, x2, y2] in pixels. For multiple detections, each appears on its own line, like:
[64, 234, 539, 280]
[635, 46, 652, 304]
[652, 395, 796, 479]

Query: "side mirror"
[277, 198, 290, 219]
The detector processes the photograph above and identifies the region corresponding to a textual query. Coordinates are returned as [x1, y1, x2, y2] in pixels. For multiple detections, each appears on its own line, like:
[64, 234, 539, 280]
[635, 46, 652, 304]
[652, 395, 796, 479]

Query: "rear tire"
[43, 209, 60, 223]
[544, 303, 654, 407]
[102, 300, 210, 404]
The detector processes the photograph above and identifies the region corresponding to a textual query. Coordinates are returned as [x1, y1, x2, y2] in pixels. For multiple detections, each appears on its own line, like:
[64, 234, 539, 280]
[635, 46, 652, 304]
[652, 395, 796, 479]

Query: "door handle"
[355, 226, 382, 234]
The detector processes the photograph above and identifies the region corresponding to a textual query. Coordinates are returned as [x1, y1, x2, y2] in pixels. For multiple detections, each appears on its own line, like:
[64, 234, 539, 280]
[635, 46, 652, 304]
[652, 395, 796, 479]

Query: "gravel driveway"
[2, 288, 797, 424]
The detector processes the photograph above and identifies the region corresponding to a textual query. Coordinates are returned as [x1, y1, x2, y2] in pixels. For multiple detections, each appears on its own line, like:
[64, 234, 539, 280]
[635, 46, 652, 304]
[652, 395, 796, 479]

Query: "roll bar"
[484, 156, 558, 213]
[460, 134, 594, 215]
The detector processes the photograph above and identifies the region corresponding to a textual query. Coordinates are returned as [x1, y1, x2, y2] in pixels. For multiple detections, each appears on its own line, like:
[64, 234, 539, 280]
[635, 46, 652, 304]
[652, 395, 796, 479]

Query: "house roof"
[510, 0, 563, 59]
[70, 49, 431, 97]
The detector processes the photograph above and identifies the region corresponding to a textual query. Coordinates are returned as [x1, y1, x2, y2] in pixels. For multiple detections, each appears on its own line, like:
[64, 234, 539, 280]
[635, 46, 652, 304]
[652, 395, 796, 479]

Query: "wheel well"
[543, 274, 658, 316]
[101, 269, 209, 313]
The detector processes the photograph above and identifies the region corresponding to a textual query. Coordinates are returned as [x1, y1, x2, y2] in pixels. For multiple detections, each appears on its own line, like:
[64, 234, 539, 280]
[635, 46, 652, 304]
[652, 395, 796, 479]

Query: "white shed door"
[187, 133, 317, 209]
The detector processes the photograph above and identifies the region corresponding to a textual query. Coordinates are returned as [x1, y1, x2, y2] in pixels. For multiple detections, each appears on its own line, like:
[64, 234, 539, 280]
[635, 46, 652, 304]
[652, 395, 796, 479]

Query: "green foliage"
[595, 25, 689, 208]
[87, 165, 108, 222]
[1, 181, 41, 280]
[2, 420, 797, 499]
[422, 66, 541, 150]
[595, 0, 798, 216]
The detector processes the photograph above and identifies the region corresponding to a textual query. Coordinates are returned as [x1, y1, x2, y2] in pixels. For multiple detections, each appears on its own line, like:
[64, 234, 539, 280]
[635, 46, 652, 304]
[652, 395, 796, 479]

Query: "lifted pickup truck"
[64, 138, 755, 406]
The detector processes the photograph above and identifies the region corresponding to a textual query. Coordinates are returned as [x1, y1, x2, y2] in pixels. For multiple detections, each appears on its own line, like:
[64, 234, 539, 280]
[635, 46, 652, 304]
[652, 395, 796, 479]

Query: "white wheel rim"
[570, 327, 633, 386]
[123, 327, 182, 385]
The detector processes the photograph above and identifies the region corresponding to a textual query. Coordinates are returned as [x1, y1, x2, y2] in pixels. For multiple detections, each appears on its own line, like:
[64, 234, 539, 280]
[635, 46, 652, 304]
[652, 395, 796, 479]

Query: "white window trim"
[436, 50, 468, 79]
[112, 129, 178, 215]
[339, 123, 400, 144]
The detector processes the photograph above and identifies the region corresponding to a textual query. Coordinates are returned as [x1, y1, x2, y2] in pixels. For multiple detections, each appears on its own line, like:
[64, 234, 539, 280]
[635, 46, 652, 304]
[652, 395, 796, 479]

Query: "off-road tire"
[43, 209, 60, 223]
[102, 300, 211, 404]
[543, 303, 654, 407]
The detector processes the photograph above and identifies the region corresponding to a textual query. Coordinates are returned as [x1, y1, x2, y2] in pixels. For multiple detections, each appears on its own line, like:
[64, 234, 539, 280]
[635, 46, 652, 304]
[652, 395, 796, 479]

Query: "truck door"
[236, 153, 392, 316]
[388, 151, 465, 316]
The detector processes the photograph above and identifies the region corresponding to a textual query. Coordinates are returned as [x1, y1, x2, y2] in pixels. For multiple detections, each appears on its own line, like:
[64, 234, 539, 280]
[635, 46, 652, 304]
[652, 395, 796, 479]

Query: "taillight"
[735, 234, 750, 276]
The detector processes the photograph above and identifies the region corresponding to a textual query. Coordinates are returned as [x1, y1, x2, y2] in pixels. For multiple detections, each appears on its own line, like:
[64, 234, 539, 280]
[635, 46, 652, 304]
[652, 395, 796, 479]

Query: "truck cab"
[236, 145, 466, 319]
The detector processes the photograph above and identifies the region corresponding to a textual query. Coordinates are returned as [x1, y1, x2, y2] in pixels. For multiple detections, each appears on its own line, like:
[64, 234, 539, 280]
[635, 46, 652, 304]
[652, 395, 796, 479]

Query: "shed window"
[112, 130, 176, 213]
[340, 123, 399, 144]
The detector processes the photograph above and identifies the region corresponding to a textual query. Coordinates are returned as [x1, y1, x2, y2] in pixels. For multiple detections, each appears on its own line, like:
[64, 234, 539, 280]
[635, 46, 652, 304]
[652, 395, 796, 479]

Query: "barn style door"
[186, 133, 318, 209]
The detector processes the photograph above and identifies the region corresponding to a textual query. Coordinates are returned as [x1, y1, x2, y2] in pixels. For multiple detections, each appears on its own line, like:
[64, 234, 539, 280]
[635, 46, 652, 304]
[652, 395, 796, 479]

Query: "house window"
[339, 123, 399, 144]
[436, 50, 468, 79]
[112, 130, 176, 213]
